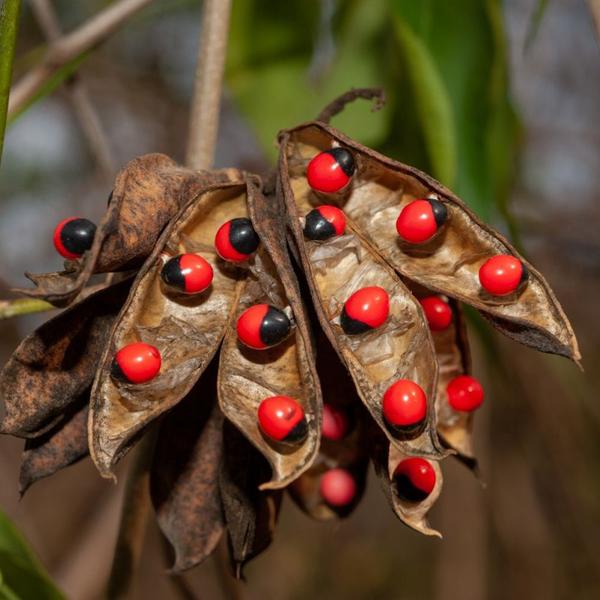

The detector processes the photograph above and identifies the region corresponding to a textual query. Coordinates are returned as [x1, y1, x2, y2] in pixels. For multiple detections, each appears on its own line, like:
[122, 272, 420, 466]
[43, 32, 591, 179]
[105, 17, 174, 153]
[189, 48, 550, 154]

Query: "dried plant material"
[220, 420, 282, 578]
[19, 397, 89, 496]
[279, 123, 580, 363]
[370, 426, 443, 537]
[151, 370, 224, 573]
[17, 154, 240, 307]
[278, 157, 444, 459]
[0, 278, 131, 438]
[89, 183, 247, 479]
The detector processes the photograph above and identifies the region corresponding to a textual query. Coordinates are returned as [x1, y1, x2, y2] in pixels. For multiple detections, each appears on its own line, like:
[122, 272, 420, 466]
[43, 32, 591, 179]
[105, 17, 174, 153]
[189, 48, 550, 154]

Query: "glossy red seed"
[214, 221, 250, 262]
[236, 304, 269, 349]
[307, 152, 351, 193]
[394, 458, 436, 497]
[343, 286, 390, 329]
[113, 342, 161, 384]
[382, 380, 427, 427]
[478, 255, 523, 296]
[258, 395, 306, 442]
[319, 468, 357, 507]
[179, 254, 213, 293]
[322, 404, 349, 441]
[53, 217, 79, 259]
[447, 375, 484, 412]
[419, 296, 453, 331]
[396, 199, 439, 244]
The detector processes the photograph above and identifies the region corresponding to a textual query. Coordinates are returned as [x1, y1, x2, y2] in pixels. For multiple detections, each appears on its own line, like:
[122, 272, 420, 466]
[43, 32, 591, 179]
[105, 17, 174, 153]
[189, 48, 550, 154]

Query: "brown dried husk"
[220, 420, 282, 578]
[277, 158, 444, 459]
[279, 123, 580, 363]
[370, 425, 444, 537]
[150, 367, 224, 573]
[0, 278, 132, 438]
[89, 182, 248, 478]
[17, 154, 240, 307]
[19, 396, 89, 496]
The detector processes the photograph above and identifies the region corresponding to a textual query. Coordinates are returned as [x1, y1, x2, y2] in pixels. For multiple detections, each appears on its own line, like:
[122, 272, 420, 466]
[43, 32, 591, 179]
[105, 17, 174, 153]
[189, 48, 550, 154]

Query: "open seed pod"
[89, 181, 248, 478]
[278, 120, 580, 363]
[17, 154, 241, 307]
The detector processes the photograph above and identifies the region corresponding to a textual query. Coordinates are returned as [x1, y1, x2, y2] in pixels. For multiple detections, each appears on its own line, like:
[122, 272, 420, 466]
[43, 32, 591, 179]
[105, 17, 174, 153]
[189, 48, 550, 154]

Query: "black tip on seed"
[427, 198, 448, 229]
[520, 262, 529, 286]
[110, 359, 128, 383]
[394, 474, 430, 503]
[304, 209, 337, 240]
[260, 307, 292, 346]
[229, 218, 260, 255]
[283, 418, 308, 444]
[384, 418, 426, 440]
[328, 148, 355, 177]
[160, 256, 185, 290]
[61, 218, 96, 255]
[340, 307, 372, 335]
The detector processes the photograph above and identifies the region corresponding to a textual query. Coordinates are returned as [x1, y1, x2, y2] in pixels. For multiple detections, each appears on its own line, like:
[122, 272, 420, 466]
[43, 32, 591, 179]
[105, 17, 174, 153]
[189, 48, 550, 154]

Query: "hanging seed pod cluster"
[0, 90, 580, 572]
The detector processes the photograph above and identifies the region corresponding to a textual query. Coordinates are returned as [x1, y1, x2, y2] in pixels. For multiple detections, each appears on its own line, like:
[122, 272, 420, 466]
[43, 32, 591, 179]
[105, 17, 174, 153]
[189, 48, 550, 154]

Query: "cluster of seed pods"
[0, 92, 580, 569]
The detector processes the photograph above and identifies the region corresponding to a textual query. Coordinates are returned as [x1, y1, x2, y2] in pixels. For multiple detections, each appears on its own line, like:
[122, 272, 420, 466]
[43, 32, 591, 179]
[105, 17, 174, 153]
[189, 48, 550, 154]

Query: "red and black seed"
[53, 217, 96, 259]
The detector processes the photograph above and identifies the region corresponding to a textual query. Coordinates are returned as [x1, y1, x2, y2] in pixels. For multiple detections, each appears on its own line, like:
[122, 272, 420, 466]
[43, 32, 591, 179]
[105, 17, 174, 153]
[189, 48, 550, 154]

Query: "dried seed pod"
[19, 397, 89, 496]
[17, 154, 241, 307]
[89, 182, 248, 479]
[277, 158, 444, 459]
[370, 426, 443, 537]
[150, 368, 224, 572]
[220, 420, 282, 578]
[0, 278, 132, 438]
[279, 123, 580, 363]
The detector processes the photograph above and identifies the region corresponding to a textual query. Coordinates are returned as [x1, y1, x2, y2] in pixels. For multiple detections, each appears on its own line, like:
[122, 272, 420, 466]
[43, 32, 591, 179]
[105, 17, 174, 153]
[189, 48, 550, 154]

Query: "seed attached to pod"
[53, 217, 96, 259]
[303, 205, 346, 240]
[319, 468, 357, 507]
[236, 304, 292, 350]
[419, 296, 453, 332]
[307, 148, 355, 194]
[111, 342, 161, 384]
[479, 255, 527, 296]
[382, 379, 427, 432]
[257, 395, 307, 444]
[322, 404, 350, 441]
[214, 217, 260, 262]
[340, 286, 390, 335]
[393, 458, 436, 502]
[160, 254, 213, 294]
[447, 375, 484, 412]
[396, 198, 448, 244]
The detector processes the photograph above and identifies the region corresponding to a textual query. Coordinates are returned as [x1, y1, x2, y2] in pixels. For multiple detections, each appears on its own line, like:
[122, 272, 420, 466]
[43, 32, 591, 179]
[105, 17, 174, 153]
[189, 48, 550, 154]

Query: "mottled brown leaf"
[89, 182, 247, 478]
[19, 396, 89, 496]
[151, 367, 224, 572]
[219, 420, 281, 578]
[17, 154, 240, 307]
[0, 278, 131, 438]
[279, 123, 580, 363]
[278, 153, 444, 459]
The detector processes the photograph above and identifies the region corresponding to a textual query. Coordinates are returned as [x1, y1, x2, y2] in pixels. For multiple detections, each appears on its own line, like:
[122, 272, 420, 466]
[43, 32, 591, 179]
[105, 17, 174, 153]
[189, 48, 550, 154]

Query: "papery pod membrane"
[89, 182, 248, 478]
[0, 278, 132, 438]
[220, 421, 282, 578]
[19, 397, 89, 496]
[277, 159, 443, 459]
[370, 426, 443, 537]
[150, 366, 224, 572]
[279, 123, 580, 363]
[17, 154, 240, 307]
[218, 181, 322, 490]
[288, 333, 368, 520]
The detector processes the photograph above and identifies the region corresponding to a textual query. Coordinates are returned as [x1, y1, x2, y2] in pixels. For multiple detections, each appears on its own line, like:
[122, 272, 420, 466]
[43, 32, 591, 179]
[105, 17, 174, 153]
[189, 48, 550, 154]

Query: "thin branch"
[30, 0, 115, 178]
[8, 0, 154, 120]
[0, 0, 21, 165]
[588, 0, 600, 43]
[0, 297, 55, 320]
[185, 0, 232, 170]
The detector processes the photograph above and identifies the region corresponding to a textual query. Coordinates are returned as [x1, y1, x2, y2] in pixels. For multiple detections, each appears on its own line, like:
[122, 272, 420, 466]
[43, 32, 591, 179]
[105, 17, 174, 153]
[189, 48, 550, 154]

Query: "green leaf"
[0, 510, 65, 600]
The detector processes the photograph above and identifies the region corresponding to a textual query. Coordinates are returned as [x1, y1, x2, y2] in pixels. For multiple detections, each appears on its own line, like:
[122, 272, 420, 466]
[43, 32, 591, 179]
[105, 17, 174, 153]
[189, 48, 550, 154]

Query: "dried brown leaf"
[0, 278, 131, 437]
[89, 182, 247, 479]
[279, 124, 580, 363]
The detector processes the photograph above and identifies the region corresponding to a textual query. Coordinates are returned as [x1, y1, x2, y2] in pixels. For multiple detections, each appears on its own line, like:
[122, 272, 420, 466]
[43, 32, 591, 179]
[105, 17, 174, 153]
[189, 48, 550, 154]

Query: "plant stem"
[0, 0, 21, 166]
[185, 0, 232, 170]
[0, 297, 55, 320]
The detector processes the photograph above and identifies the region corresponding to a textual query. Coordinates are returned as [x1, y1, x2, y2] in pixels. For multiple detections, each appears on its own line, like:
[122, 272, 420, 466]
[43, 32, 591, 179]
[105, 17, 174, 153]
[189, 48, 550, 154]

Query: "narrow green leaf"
[524, 0, 549, 52]
[0, 0, 21, 166]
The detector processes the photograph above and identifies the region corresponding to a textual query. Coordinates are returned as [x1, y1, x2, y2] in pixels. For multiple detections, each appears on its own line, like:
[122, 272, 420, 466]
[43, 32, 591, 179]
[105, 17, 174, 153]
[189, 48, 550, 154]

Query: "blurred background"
[1, 0, 599, 598]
